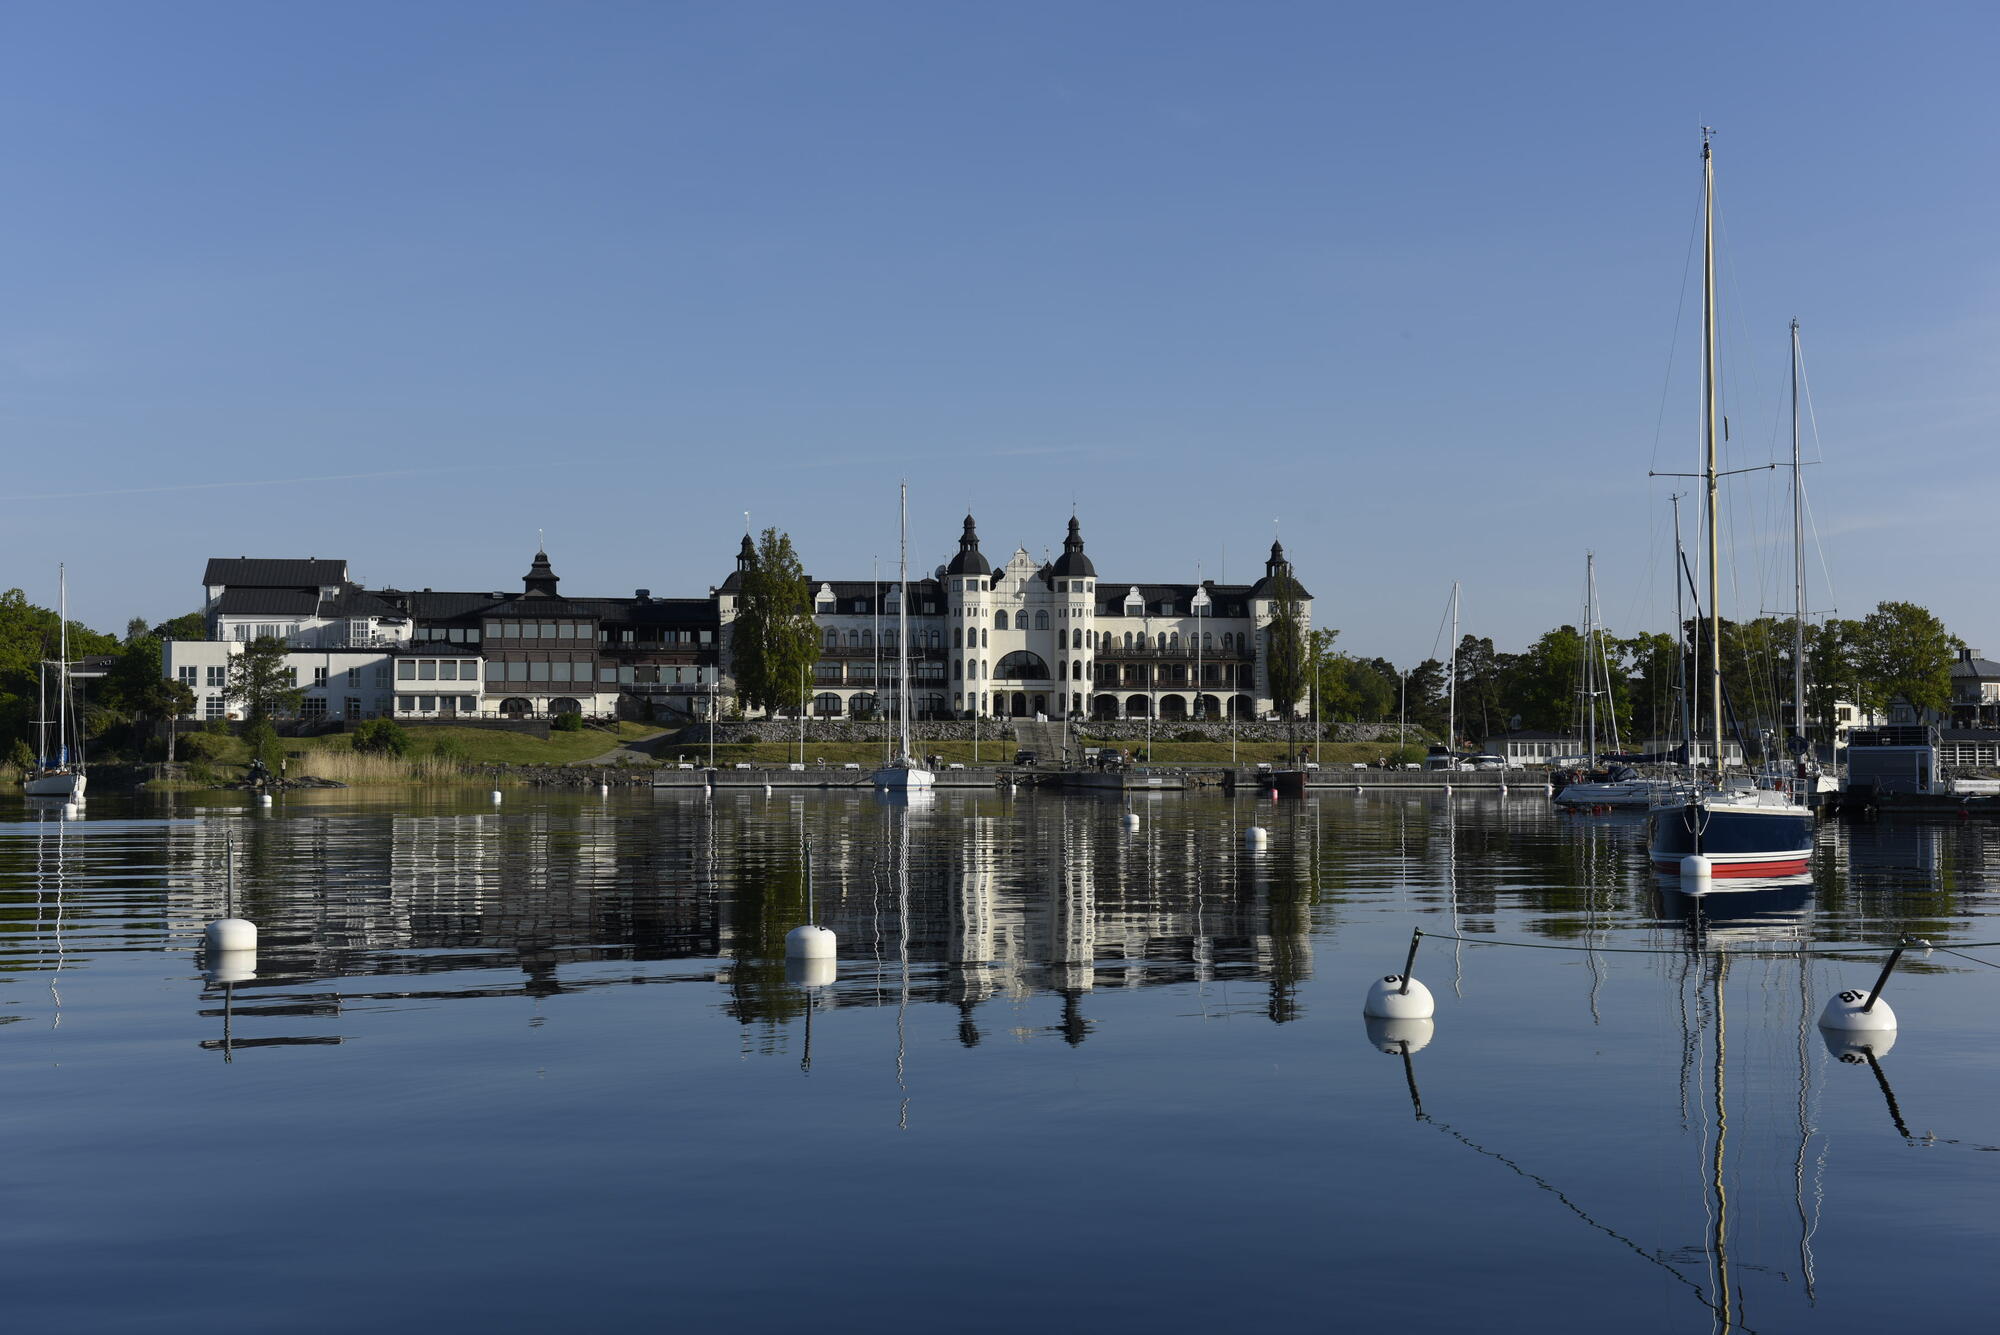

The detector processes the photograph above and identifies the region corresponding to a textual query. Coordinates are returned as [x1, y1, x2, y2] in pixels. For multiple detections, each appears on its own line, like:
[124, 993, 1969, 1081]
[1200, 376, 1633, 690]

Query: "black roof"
[213, 588, 319, 617]
[204, 558, 348, 587]
[945, 515, 992, 577]
[1050, 517, 1096, 578]
[1095, 582, 1256, 617]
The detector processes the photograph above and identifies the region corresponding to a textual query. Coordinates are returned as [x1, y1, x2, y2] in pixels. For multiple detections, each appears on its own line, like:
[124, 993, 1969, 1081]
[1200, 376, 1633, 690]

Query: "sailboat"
[1553, 553, 1690, 810]
[1648, 133, 1813, 880]
[872, 484, 935, 792]
[25, 565, 88, 802]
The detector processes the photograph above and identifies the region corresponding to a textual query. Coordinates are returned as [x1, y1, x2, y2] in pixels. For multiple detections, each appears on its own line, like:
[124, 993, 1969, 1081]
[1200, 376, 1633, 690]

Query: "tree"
[730, 528, 819, 717]
[0, 588, 117, 760]
[225, 636, 304, 722]
[1405, 658, 1448, 739]
[156, 611, 207, 641]
[352, 718, 411, 756]
[124, 616, 150, 644]
[1264, 568, 1309, 738]
[1498, 625, 1584, 734]
[1852, 600, 1957, 722]
[99, 635, 196, 759]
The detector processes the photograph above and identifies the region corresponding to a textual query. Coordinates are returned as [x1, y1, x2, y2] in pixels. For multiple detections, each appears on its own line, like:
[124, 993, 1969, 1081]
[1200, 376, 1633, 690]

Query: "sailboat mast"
[1447, 581, 1459, 760]
[1672, 494, 1693, 762]
[1702, 131, 1725, 776]
[1791, 319, 1807, 748]
[57, 564, 70, 766]
[897, 483, 913, 763]
[1584, 556, 1597, 763]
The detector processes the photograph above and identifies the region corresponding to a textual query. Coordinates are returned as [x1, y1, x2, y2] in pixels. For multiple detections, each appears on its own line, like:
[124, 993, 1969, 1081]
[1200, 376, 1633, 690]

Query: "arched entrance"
[549, 697, 581, 716]
[813, 692, 842, 717]
[1231, 694, 1255, 720]
[1032, 694, 1047, 716]
[1195, 694, 1220, 721]
[500, 697, 531, 717]
[1158, 695, 1188, 721]
[1125, 695, 1150, 719]
[1092, 694, 1119, 720]
[1009, 693, 1028, 718]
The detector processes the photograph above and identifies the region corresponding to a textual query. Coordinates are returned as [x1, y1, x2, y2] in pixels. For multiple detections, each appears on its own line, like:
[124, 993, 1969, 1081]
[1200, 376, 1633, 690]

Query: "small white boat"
[24, 565, 87, 803]
[1555, 777, 1689, 809]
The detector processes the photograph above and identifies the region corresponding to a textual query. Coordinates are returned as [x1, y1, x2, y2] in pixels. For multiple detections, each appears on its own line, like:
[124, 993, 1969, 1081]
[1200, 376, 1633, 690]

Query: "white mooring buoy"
[1364, 928, 1436, 1019]
[1680, 854, 1713, 882]
[491, 789, 504, 803]
[598, 783, 610, 797]
[1819, 942, 1907, 1035]
[1122, 811, 1140, 831]
[785, 925, 836, 960]
[1364, 973, 1436, 1019]
[204, 918, 258, 952]
[61, 802, 80, 820]
[257, 792, 273, 806]
[1244, 825, 1268, 847]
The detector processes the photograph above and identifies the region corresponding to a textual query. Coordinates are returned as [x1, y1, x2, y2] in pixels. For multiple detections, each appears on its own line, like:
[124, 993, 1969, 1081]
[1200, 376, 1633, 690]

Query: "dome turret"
[946, 514, 992, 577]
[1051, 516, 1095, 578]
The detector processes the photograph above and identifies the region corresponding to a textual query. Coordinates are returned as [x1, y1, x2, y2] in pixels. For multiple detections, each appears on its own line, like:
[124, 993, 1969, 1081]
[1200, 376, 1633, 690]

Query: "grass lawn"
[164, 721, 662, 781]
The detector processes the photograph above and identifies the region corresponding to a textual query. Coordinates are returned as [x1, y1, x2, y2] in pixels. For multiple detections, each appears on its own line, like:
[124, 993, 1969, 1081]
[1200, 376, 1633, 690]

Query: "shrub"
[1389, 745, 1428, 767]
[429, 736, 470, 763]
[243, 719, 283, 770]
[1174, 729, 1206, 743]
[180, 732, 230, 762]
[552, 712, 585, 732]
[352, 718, 412, 757]
[201, 716, 232, 735]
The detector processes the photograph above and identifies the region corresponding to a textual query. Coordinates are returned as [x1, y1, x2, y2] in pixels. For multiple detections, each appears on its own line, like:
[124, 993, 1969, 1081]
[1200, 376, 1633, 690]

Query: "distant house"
[1480, 729, 1577, 766]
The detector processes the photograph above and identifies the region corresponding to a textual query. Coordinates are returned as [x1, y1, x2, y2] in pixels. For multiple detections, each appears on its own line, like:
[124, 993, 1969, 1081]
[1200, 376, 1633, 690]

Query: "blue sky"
[3, 2, 1994, 663]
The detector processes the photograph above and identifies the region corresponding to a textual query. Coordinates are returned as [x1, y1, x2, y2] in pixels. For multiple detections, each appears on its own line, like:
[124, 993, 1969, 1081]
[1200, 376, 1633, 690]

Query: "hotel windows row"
[484, 658, 598, 683]
[398, 695, 479, 713]
[398, 658, 482, 682]
[482, 619, 593, 641]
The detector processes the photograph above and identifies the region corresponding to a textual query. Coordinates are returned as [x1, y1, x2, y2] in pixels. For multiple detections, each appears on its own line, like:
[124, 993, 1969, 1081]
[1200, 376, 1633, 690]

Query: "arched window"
[928, 630, 940, 649]
[953, 627, 962, 649]
[995, 610, 1009, 630]
[981, 629, 988, 648]
[1169, 631, 1180, 648]
[1034, 610, 1049, 630]
[1072, 661, 1082, 680]
[995, 651, 1050, 681]
[813, 692, 842, 717]
[1071, 628, 1082, 649]
[1203, 631, 1213, 649]
[1157, 632, 1167, 650]
[824, 629, 837, 649]
[1123, 632, 1133, 649]
[862, 629, 873, 648]
[885, 629, 898, 649]
[847, 630, 860, 647]
[954, 660, 963, 679]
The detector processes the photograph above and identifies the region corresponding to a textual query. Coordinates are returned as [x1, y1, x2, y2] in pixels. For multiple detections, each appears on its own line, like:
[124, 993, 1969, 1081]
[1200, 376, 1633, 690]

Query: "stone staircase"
[1011, 719, 1073, 766]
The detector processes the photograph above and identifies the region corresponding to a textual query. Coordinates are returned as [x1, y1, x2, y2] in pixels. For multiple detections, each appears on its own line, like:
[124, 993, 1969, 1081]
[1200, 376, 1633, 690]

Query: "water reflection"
[3, 790, 1999, 1332]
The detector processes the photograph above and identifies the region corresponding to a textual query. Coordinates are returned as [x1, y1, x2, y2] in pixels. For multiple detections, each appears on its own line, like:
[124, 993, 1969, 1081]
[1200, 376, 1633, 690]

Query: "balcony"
[1096, 642, 1254, 661]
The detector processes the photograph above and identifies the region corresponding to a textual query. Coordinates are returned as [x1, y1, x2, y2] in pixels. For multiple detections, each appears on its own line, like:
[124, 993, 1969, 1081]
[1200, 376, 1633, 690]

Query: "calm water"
[3, 787, 1997, 1333]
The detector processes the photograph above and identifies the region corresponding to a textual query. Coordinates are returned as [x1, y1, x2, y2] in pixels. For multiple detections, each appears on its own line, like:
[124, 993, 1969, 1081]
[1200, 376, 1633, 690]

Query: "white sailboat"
[1648, 132, 1813, 881]
[872, 484, 934, 793]
[25, 565, 88, 803]
[1553, 553, 1690, 810]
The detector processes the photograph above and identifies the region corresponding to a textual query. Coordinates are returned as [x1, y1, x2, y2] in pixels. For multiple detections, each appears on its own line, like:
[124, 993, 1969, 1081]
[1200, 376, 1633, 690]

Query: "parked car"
[1014, 749, 1039, 767]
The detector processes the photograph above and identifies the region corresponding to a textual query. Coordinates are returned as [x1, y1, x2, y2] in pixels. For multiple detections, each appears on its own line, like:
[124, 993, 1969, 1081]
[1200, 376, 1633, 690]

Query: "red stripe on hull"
[1653, 857, 1810, 878]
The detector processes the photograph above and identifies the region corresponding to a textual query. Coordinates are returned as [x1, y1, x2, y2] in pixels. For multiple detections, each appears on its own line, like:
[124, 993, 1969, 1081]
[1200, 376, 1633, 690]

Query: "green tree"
[0, 588, 117, 759]
[99, 635, 197, 759]
[1498, 625, 1585, 734]
[1263, 569, 1309, 731]
[156, 611, 207, 641]
[730, 528, 819, 717]
[243, 718, 284, 771]
[225, 636, 303, 722]
[1852, 600, 1957, 722]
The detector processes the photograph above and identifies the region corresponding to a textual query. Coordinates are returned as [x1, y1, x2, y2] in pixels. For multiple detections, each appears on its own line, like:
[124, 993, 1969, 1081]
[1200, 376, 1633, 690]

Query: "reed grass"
[294, 750, 493, 786]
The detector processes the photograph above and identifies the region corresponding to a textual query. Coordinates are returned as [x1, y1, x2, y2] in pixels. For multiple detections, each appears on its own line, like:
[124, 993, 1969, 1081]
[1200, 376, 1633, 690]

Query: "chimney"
[636, 588, 651, 600]
[1962, 648, 1978, 662]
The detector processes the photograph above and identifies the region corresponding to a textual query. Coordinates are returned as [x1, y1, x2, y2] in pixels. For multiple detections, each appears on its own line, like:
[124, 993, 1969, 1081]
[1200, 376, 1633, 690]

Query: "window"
[439, 661, 457, 681]
[460, 660, 477, 679]
[459, 696, 476, 712]
[204, 696, 227, 720]
[398, 660, 417, 680]
[177, 665, 198, 686]
[953, 628, 962, 648]
[954, 660, 962, 679]
[552, 661, 572, 682]
[980, 629, 988, 648]
[599, 667, 616, 683]
[995, 611, 1009, 630]
[418, 661, 437, 681]
[257, 623, 282, 640]
[313, 667, 328, 686]
[375, 665, 391, 686]
[530, 661, 549, 681]
[508, 662, 527, 681]
[347, 666, 361, 686]
[301, 696, 327, 717]
[1035, 610, 1049, 630]
[485, 620, 503, 639]
[419, 695, 436, 712]
[1071, 629, 1082, 649]
[848, 630, 860, 648]
[344, 696, 361, 718]
[825, 629, 838, 649]
[485, 662, 503, 682]
[205, 665, 227, 687]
